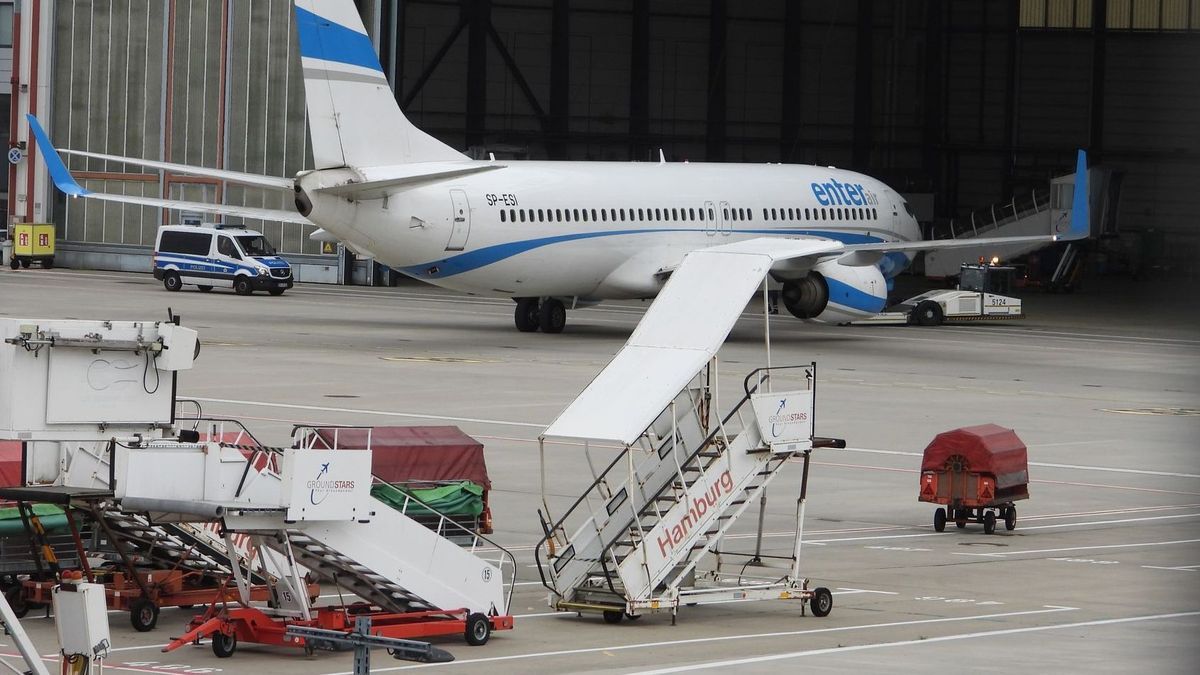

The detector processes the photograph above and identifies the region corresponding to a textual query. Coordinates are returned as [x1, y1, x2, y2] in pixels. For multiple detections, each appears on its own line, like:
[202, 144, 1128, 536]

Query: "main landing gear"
[514, 297, 567, 334]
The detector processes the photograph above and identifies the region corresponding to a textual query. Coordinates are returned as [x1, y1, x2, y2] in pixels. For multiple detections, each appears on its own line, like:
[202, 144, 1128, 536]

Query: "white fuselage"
[304, 160, 922, 301]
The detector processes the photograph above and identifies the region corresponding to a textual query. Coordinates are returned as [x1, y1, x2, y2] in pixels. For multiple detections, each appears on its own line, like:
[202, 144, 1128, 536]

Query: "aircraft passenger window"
[763, 208, 769, 220]
[747, 209, 752, 221]
[591, 209, 598, 221]
[619, 208, 626, 221]
[689, 208, 696, 220]
[652, 208, 659, 220]
[600, 209, 607, 222]
[709, 208, 715, 220]
[500, 210, 506, 222]
[698, 208, 705, 222]
[582, 209, 589, 222]
[610, 209, 616, 221]
[722, 208, 729, 220]
[535, 209, 541, 222]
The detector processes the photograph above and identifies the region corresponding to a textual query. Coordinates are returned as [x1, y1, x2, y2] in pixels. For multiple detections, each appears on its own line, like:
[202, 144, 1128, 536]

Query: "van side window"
[160, 230, 211, 256]
[218, 236, 241, 260]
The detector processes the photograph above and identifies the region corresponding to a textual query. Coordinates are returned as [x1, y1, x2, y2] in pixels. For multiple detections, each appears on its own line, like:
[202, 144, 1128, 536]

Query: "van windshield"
[235, 235, 276, 257]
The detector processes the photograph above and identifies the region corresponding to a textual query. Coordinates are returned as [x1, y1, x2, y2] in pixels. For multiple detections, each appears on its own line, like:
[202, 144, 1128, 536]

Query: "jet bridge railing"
[533, 372, 775, 599]
[290, 424, 518, 613]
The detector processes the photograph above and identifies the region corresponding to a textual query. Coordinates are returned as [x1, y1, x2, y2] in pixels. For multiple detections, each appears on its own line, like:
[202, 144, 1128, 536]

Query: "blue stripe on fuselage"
[826, 276, 887, 313]
[295, 7, 383, 72]
[399, 228, 909, 280]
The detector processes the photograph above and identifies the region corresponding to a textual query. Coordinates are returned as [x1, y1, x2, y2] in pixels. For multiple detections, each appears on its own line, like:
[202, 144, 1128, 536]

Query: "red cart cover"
[309, 426, 490, 489]
[0, 441, 21, 489]
[920, 424, 1028, 490]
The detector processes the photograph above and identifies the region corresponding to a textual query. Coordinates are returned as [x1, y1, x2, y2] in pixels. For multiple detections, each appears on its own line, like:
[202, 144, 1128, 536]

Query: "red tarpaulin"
[309, 426, 490, 488]
[920, 424, 1028, 490]
[0, 441, 22, 489]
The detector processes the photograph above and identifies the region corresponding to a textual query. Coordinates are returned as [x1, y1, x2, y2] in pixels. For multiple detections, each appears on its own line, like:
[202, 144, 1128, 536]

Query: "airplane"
[27, 0, 1089, 335]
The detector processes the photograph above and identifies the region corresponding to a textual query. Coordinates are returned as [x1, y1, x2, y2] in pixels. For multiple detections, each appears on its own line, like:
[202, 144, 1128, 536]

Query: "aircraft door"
[446, 189, 471, 251]
[704, 200, 717, 236]
[719, 200, 732, 235]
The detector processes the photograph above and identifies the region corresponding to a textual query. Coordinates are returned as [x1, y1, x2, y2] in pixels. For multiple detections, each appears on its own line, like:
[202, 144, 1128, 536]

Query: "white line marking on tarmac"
[953, 538, 1200, 557]
[840, 446, 1200, 479]
[836, 587, 899, 595]
[631, 611, 1200, 673]
[190, 397, 545, 428]
[328, 606, 1078, 673]
[1142, 565, 1200, 572]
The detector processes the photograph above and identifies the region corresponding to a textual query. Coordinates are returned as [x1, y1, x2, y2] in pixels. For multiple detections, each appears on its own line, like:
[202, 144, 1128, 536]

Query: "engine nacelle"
[781, 260, 888, 324]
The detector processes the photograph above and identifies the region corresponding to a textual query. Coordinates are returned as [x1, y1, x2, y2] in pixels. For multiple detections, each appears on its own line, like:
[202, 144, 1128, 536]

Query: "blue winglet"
[1061, 149, 1090, 241]
[25, 114, 90, 198]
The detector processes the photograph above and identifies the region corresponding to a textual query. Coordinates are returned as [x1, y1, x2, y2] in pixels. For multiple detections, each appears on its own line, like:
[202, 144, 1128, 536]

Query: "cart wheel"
[20, 258, 30, 269]
[933, 507, 946, 532]
[983, 511, 997, 535]
[4, 585, 28, 618]
[211, 631, 237, 658]
[8, 257, 18, 270]
[602, 610, 625, 624]
[130, 598, 159, 632]
[42, 257, 53, 269]
[464, 612, 491, 646]
[810, 587, 833, 617]
[1005, 506, 1017, 531]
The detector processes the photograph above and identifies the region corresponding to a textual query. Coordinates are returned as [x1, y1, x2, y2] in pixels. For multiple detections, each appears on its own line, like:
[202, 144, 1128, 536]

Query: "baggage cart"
[918, 424, 1030, 534]
[9, 223, 55, 269]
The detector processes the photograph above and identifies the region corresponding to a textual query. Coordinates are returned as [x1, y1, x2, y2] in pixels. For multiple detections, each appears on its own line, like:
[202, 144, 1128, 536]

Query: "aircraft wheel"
[914, 300, 943, 326]
[933, 507, 946, 532]
[464, 612, 491, 646]
[810, 587, 833, 617]
[163, 271, 182, 292]
[211, 631, 237, 658]
[540, 298, 566, 334]
[514, 298, 540, 332]
[983, 511, 997, 535]
[130, 598, 159, 632]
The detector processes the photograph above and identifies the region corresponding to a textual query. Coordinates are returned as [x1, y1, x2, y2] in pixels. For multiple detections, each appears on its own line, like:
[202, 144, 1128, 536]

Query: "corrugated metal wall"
[51, 0, 317, 254]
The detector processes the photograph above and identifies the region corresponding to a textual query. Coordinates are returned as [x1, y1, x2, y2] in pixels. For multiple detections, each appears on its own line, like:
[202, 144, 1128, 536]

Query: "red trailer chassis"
[164, 602, 514, 658]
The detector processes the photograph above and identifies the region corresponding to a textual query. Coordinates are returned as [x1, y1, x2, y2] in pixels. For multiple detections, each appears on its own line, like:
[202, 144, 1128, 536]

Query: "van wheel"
[234, 278, 253, 295]
[163, 272, 182, 292]
[268, 288, 285, 296]
[197, 285, 213, 293]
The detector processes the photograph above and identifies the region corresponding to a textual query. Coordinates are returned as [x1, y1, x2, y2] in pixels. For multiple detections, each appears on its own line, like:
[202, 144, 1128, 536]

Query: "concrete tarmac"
[1, 267, 1197, 674]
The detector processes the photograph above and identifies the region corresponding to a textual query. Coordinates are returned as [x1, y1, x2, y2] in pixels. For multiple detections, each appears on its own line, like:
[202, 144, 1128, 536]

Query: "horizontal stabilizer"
[57, 148, 294, 191]
[316, 162, 505, 199]
[26, 114, 308, 224]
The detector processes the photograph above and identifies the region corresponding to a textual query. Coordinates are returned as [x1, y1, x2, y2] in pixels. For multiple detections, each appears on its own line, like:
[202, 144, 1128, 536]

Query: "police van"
[152, 224, 293, 295]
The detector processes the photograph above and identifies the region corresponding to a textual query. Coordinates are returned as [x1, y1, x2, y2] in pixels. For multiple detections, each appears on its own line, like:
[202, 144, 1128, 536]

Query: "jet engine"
[780, 259, 888, 324]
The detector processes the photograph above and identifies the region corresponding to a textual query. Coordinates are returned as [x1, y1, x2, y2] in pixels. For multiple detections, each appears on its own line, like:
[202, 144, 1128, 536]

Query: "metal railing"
[290, 424, 518, 614]
[932, 188, 1050, 241]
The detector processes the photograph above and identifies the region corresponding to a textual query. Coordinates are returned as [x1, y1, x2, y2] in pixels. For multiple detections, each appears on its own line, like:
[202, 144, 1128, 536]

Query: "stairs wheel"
[602, 610, 624, 624]
[624, 612, 642, 621]
[212, 630, 237, 658]
[465, 612, 491, 646]
[129, 598, 159, 632]
[810, 587, 833, 618]
[4, 585, 28, 619]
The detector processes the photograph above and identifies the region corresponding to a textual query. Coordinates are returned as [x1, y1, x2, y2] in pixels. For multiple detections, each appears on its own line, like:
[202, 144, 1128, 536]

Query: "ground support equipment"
[919, 425, 1030, 534]
[537, 363, 839, 623]
[285, 615, 456, 669]
[165, 603, 512, 657]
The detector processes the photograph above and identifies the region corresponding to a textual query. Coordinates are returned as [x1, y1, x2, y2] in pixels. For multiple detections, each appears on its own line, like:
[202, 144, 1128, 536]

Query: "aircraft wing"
[27, 115, 308, 224]
[544, 237, 840, 444]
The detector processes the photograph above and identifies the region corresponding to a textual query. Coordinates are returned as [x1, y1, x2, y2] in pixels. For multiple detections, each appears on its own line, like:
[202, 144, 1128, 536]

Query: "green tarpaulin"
[0, 504, 69, 536]
[371, 481, 484, 517]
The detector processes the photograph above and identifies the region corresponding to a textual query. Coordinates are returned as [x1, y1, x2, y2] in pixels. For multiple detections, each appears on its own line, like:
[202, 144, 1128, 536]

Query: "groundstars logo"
[769, 398, 809, 438]
[307, 462, 357, 505]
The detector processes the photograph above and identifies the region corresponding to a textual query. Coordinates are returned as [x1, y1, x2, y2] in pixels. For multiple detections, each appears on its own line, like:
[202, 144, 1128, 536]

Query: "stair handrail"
[289, 424, 518, 614]
[533, 373, 773, 597]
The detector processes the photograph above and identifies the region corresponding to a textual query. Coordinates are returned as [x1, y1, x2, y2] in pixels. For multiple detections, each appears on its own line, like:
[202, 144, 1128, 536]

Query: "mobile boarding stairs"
[536, 364, 839, 622]
[0, 318, 515, 653]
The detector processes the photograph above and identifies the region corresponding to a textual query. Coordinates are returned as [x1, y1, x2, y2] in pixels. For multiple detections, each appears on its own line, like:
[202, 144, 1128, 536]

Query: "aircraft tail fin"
[294, 0, 464, 168]
[1058, 149, 1091, 241]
